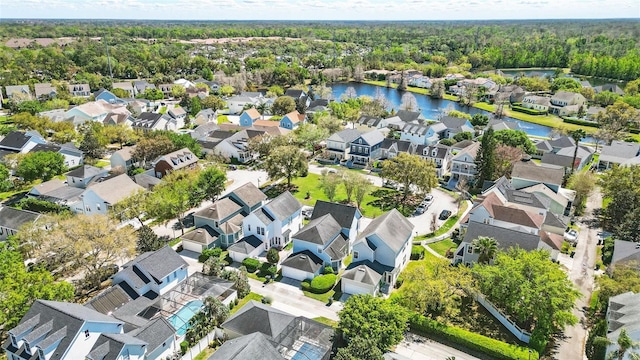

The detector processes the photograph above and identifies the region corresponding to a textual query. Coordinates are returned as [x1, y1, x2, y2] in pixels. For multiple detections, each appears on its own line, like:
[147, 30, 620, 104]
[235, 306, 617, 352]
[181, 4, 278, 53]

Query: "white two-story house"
[325, 128, 361, 162]
[341, 209, 414, 296]
[241, 191, 303, 251]
[449, 141, 480, 185]
[399, 122, 446, 145]
[415, 143, 452, 178]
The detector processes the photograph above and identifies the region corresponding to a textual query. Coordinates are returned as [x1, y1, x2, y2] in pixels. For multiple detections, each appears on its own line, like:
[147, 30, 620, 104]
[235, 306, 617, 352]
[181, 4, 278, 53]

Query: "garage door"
[229, 251, 248, 263]
[281, 266, 313, 281]
[182, 240, 203, 253]
[342, 280, 374, 296]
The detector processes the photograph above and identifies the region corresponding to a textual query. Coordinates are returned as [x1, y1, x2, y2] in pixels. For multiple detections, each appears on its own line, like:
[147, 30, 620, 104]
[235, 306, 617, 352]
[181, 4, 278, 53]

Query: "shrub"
[309, 274, 337, 293]
[562, 117, 600, 128]
[15, 197, 70, 214]
[198, 247, 223, 263]
[511, 105, 548, 115]
[180, 341, 189, 355]
[395, 277, 404, 289]
[262, 296, 273, 304]
[322, 266, 334, 274]
[259, 262, 277, 277]
[176, 245, 183, 252]
[411, 245, 425, 260]
[301, 280, 311, 291]
[242, 258, 260, 273]
[409, 314, 538, 360]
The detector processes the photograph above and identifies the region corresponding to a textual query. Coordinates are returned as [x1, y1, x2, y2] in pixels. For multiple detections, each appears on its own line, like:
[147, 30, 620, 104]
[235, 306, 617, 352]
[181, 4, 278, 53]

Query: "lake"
[330, 82, 595, 142]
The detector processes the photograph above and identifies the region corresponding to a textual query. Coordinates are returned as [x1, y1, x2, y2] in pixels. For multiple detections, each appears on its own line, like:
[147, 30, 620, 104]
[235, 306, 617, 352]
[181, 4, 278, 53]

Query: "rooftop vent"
[300, 255, 307, 260]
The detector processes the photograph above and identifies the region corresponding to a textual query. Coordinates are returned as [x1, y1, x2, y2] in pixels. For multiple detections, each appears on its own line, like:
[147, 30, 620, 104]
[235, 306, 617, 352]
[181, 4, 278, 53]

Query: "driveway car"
[414, 204, 427, 215]
[564, 229, 578, 243]
[439, 210, 452, 220]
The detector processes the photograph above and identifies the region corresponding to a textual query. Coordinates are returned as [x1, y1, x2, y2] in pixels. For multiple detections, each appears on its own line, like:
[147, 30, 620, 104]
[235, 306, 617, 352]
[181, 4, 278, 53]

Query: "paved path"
[554, 189, 602, 360]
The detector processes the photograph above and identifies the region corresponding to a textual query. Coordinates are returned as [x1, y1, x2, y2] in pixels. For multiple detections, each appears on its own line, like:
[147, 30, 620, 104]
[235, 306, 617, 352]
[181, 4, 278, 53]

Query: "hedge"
[309, 274, 337, 293]
[562, 117, 600, 128]
[259, 262, 277, 277]
[511, 105, 548, 115]
[409, 313, 538, 360]
[198, 247, 223, 263]
[411, 245, 425, 260]
[242, 258, 260, 273]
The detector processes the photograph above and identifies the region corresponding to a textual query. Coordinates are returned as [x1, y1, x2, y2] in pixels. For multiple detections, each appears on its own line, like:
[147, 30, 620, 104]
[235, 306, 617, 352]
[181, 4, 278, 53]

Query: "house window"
[214, 221, 219, 228]
[248, 225, 251, 231]
[365, 148, 369, 154]
[85, 205, 91, 212]
[96, 203, 101, 211]
[467, 246, 473, 254]
[85, 330, 90, 338]
[354, 251, 359, 259]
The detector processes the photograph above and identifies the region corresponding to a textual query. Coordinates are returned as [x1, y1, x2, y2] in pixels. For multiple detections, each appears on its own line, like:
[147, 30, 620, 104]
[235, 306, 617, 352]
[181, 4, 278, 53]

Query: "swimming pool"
[291, 342, 326, 360]
[168, 300, 204, 336]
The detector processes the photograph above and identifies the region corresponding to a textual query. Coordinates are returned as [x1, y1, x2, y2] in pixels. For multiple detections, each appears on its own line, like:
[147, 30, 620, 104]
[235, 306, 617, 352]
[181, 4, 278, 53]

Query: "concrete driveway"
[393, 333, 482, 360]
[407, 188, 457, 236]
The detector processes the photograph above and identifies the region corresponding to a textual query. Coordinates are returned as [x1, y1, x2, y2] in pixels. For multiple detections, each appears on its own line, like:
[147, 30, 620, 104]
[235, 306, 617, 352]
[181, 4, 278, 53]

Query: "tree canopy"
[263, 145, 308, 188]
[381, 153, 438, 205]
[16, 151, 66, 182]
[598, 165, 640, 239]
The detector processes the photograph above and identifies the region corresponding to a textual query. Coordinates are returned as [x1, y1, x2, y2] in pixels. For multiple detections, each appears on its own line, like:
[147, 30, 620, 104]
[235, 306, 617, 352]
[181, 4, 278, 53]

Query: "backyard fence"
[472, 292, 532, 343]
[181, 328, 220, 360]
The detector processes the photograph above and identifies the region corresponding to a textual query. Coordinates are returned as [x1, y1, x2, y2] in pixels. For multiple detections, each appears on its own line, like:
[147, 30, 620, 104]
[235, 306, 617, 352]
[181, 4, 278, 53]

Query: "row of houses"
[0, 130, 84, 168]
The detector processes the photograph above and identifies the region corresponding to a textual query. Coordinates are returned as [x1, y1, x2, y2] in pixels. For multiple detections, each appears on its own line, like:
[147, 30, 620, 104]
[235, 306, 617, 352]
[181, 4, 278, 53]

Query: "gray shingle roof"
[181, 225, 220, 245]
[228, 235, 263, 254]
[355, 130, 385, 146]
[341, 263, 383, 286]
[0, 131, 36, 150]
[511, 161, 564, 186]
[221, 300, 296, 339]
[395, 110, 422, 122]
[324, 233, 349, 261]
[293, 214, 342, 246]
[66, 165, 104, 179]
[127, 318, 175, 354]
[612, 240, 640, 267]
[196, 198, 242, 221]
[309, 200, 359, 230]
[280, 250, 323, 274]
[264, 191, 302, 222]
[462, 221, 541, 251]
[0, 206, 40, 231]
[85, 286, 133, 315]
[227, 182, 267, 209]
[600, 140, 640, 165]
[358, 209, 414, 253]
[86, 174, 145, 205]
[207, 332, 284, 360]
[327, 128, 361, 143]
[122, 246, 188, 284]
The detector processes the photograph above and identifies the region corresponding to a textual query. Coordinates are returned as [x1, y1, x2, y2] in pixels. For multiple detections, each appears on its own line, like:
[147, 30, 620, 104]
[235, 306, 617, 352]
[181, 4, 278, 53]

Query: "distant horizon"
[2, 0, 639, 22]
[2, 18, 640, 22]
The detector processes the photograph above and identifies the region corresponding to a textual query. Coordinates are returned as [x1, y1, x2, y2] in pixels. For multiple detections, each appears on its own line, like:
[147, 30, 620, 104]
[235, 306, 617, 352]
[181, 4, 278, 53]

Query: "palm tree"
[471, 237, 499, 264]
[570, 129, 586, 176]
[594, 329, 640, 360]
[256, 102, 270, 119]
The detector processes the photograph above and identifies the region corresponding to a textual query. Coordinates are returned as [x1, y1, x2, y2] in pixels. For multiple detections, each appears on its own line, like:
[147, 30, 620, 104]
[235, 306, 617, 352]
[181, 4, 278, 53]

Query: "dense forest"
[0, 19, 639, 89]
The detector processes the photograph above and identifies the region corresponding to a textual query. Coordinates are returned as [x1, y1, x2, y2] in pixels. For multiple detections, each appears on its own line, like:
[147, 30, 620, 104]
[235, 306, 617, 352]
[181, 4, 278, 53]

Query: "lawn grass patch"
[192, 348, 215, 360]
[158, 106, 167, 114]
[230, 292, 263, 314]
[312, 316, 338, 328]
[427, 238, 457, 257]
[94, 160, 110, 168]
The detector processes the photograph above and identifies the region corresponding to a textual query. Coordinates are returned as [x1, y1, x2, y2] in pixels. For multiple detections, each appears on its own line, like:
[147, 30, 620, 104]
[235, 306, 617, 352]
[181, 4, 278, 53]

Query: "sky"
[1, 0, 639, 21]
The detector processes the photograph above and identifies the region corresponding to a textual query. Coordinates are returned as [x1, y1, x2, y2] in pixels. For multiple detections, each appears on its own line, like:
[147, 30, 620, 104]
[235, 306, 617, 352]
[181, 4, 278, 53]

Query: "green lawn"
[230, 292, 263, 314]
[403, 250, 440, 274]
[192, 348, 215, 360]
[158, 106, 167, 114]
[427, 238, 457, 257]
[312, 316, 338, 328]
[274, 173, 390, 217]
[94, 160, 110, 168]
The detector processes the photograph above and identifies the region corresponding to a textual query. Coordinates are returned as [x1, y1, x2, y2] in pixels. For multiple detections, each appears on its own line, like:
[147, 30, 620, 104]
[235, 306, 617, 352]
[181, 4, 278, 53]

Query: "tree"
[381, 153, 438, 205]
[132, 135, 176, 166]
[594, 329, 640, 360]
[315, 112, 343, 135]
[189, 96, 202, 116]
[493, 129, 536, 154]
[136, 225, 166, 253]
[263, 145, 308, 188]
[472, 249, 580, 345]
[430, 79, 445, 99]
[400, 92, 418, 111]
[599, 165, 640, 236]
[78, 122, 107, 159]
[595, 92, 621, 107]
[353, 64, 365, 82]
[337, 295, 409, 352]
[194, 165, 227, 202]
[266, 247, 280, 265]
[569, 129, 587, 175]
[474, 127, 496, 188]
[16, 151, 66, 182]
[551, 77, 582, 92]
[471, 237, 499, 264]
[111, 190, 148, 224]
[171, 85, 186, 98]
[0, 239, 75, 338]
[111, 88, 130, 98]
[625, 78, 640, 96]
[202, 296, 229, 327]
[471, 114, 489, 127]
[219, 85, 235, 97]
[147, 170, 203, 235]
[0, 163, 13, 192]
[311, 84, 333, 100]
[294, 123, 329, 156]
[341, 171, 357, 203]
[272, 96, 296, 115]
[453, 132, 473, 142]
[494, 145, 523, 178]
[354, 175, 372, 210]
[341, 86, 358, 101]
[446, 110, 472, 120]
[141, 88, 164, 101]
[595, 102, 637, 143]
[396, 257, 474, 319]
[102, 123, 138, 149]
[266, 85, 284, 97]
[319, 170, 341, 202]
[201, 95, 226, 111]
[202, 255, 225, 277]
[334, 336, 384, 360]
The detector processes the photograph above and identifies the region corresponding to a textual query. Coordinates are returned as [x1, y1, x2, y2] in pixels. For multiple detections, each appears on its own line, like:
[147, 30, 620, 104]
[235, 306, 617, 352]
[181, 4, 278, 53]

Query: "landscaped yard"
[427, 238, 457, 257]
[312, 316, 338, 328]
[230, 292, 263, 314]
[265, 172, 396, 217]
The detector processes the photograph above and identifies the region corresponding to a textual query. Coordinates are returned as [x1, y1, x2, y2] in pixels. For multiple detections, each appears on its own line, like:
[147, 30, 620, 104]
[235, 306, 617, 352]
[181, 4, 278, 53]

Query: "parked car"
[414, 204, 427, 215]
[423, 194, 434, 207]
[301, 206, 314, 220]
[564, 229, 578, 243]
[439, 210, 452, 220]
[228, 164, 237, 170]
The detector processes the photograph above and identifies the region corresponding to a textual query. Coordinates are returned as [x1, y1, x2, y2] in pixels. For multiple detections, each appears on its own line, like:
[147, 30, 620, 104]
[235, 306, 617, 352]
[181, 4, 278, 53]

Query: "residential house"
[449, 141, 480, 185]
[348, 130, 385, 167]
[191, 122, 219, 140]
[0, 130, 46, 154]
[152, 148, 198, 178]
[77, 174, 145, 215]
[521, 95, 551, 112]
[535, 136, 595, 172]
[0, 206, 41, 241]
[408, 75, 433, 88]
[112, 82, 136, 97]
[65, 100, 129, 125]
[188, 199, 245, 251]
[173, 78, 195, 89]
[68, 83, 91, 97]
[157, 84, 173, 98]
[342, 209, 414, 295]
[487, 119, 521, 132]
[242, 191, 303, 251]
[611, 240, 640, 269]
[310, 201, 361, 243]
[194, 109, 217, 125]
[38, 109, 67, 122]
[415, 143, 452, 178]
[598, 140, 640, 170]
[94, 89, 127, 105]
[112, 246, 189, 298]
[4, 85, 32, 100]
[167, 107, 187, 129]
[594, 84, 626, 96]
[186, 86, 209, 99]
[133, 173, 161, 191]
[605, 291, 640, 360]
[103, 112, 135, 127]
[34, 83, 57, 100]
[128, 100, 148, 115]
[29, 142, 84, 168]
[131, 112, 176, 132]
[213, 129, 264, 163]
[225, 182, 267, 214]
[219, 301, 333, 360]
[239, 108, 262, 127]
[549, 91, 587, 116]
[440, 116, 474, 139]
[65, 165, 108, 189]
[227, 95, 260, 114]
[228, 235, 264, 263]
[379, 138, 416, 160]
[193, 78, 220, 93]
[325, 128, 361, 162]
[110, 146, 137, 172]
[356, 115, 386, 129]
[307, 99, 330, 114]
[28, 179, 84, 209]
[511, 160, 565, 193]
[395, 110, 425, 124]
[518, 182, 574, 216]
[283, 89, 310, 107]
[279, 110, 305, 130]
[399, 122, 446, 145]
[586, 106, 606, 121]
[133, 80, 155, 95]
[198, 130, 233, 156]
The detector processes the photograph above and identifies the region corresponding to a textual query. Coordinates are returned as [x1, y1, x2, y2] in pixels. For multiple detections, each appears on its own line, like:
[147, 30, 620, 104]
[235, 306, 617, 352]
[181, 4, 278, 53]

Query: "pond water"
[330, 82, 595, 142]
